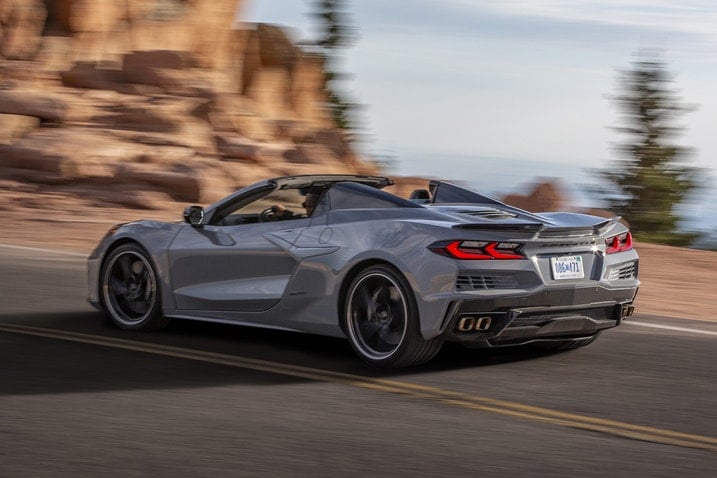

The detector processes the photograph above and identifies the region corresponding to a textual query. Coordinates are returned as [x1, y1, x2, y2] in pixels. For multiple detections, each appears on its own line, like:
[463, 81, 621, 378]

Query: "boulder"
[0, 90, 67, 122]
[92, 106, 179, 133]
[232, 113, 274, 142]
[133, 145, 196, 166]
[74, 187, 175, 210]
[0, 164, 74, 184]
[215, 133, 261, 163]
[0, 113, 39, 143]
[271, 119, 310, 142]
[0, 143, 76, 176]
[122, 50, 197, 71]
[256, 23, 299, 69]
[0, 0, 47, 60]
[186, 0, 242, 70]
[0, 128, 144, 180]
[121, 50, 203, 91]
[60, 62, 127, 91]
[61, 0, 154, 62]
[114, 163, 204, 202]
[246, 67, 293, 119]
[387, 176, 434, 199]
[311, 129, 353, 160]
[291, 54, 331, 128]
[240, 24, 299, 114]
[283, 144, 339, 165]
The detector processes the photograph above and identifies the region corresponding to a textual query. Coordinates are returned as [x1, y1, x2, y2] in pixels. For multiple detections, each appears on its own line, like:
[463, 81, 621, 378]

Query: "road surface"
[1, 245, 715, 476]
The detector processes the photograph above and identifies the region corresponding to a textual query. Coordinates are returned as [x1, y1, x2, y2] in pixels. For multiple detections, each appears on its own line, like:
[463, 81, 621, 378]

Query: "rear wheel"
[344, 264, 442, 367]
[531, 333, 600, 352]
[100, 243, 170, 331]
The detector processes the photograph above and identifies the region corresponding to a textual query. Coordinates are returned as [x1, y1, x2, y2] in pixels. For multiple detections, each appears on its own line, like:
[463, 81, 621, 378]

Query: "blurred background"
[0, 0, 715, 249]
[248, 0, 717, 248]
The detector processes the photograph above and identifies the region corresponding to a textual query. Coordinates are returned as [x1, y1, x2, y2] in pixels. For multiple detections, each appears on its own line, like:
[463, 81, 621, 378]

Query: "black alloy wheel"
[345, 264, 442, 367]
[101, 243, 169, 331]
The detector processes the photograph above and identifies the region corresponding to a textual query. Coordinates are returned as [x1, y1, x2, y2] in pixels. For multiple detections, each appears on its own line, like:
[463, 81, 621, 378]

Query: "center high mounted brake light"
[429, 240, 525, 260]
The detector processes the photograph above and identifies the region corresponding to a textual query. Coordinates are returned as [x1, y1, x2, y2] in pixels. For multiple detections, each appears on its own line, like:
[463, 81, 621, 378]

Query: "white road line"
[0, 243, 87, 258]
[625, 321, 717, 337]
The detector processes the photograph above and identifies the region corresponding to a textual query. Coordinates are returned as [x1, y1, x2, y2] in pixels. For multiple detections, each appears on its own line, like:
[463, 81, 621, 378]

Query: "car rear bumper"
[438, 285, 638, 346]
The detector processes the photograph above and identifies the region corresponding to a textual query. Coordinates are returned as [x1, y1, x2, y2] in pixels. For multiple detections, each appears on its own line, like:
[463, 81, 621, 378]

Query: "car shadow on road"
[0, 310, 557, 397]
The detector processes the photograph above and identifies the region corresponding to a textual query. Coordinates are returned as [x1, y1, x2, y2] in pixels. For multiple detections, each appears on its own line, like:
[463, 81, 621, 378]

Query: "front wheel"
[344, 264, 442, 367]
[100, 243, 170, 331]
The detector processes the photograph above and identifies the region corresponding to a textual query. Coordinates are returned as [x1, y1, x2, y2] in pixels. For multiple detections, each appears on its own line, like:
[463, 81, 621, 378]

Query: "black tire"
[344, 264, 442, 367]
[531, 332, 600, 352]
[100, 243, 170, 331]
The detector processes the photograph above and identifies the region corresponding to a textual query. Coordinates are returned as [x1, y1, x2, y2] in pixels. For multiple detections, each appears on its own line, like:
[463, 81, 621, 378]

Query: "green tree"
[599, 55, 699, 246]
[307, 0, 360, 134]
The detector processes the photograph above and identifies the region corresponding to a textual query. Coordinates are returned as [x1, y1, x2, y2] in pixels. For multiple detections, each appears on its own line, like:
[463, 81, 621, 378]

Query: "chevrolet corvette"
[87, 174, 639, 367]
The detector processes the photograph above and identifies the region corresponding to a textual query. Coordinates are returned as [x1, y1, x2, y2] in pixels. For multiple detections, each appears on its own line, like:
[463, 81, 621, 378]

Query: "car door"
[167, 189, 312, 313]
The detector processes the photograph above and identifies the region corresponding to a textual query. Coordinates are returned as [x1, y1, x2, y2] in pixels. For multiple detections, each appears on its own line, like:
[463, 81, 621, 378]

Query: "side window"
[213, 189, 309, 226]
[236, 190, 305, 216]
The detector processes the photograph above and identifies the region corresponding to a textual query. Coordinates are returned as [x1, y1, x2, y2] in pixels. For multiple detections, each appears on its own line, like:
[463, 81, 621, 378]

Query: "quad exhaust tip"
[622, 304, 635, 319]
[457, 316, 492, 332]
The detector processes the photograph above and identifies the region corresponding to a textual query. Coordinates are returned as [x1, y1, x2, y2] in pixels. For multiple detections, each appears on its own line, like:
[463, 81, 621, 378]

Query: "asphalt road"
[1, 245, 716, 477]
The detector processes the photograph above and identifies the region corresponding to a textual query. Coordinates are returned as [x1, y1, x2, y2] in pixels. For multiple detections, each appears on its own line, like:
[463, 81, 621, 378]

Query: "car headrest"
[409, 189, 430, 200]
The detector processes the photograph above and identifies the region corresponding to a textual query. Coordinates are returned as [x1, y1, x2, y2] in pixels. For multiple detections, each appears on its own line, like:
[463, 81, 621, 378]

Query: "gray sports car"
[88, 174, 639, 367]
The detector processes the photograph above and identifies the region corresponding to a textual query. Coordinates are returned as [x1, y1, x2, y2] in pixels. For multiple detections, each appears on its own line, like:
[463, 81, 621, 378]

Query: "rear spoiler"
[452, 217, 619, 236]
[452, 223, 544, 232]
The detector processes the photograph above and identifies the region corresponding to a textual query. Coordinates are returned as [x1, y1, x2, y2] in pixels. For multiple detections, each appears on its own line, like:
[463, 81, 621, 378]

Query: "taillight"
[605, 232, 633, 254]
[429, 240, 525, 260]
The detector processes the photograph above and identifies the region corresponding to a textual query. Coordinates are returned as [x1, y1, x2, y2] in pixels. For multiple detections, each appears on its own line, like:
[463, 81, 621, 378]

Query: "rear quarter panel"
[285, 209, 462, 338]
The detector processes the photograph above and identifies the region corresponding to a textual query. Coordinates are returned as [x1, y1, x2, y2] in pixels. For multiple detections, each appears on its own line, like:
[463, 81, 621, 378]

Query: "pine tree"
[308, 0, 360, 134]
[599, 56, 699, 246]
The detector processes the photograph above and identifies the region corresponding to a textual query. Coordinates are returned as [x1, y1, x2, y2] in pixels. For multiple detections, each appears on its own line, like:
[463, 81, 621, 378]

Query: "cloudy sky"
[244, 1, 717, 182]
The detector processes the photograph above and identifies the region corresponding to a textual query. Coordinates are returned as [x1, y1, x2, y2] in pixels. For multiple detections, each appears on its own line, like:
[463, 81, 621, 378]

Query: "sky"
[242, 0, 717, 231]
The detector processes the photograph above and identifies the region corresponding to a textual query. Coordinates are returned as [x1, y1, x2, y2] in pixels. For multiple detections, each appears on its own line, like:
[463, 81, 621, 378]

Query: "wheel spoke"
[358, 319, 380, 341]
[110, 276, 129, 297]
[377, 323, 401, 346]
[371, 286, 383, 309]
[126, 298, 149, 315]
[117, 255, 132, 280]
[357, 286, 375, 316]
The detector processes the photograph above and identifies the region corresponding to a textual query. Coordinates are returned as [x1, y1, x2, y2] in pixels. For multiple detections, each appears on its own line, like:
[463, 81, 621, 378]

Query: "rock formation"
[500, 180, 623, 223]
[501, 181, 566, 212]
[0, 0, 377, 212]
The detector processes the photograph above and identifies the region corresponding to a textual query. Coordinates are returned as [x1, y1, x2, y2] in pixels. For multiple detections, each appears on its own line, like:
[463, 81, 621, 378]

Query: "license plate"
[551, 255, 584, 280]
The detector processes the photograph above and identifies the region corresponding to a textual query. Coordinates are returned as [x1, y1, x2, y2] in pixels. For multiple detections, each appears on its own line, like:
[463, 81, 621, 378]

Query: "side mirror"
[183, 205, 205, 227]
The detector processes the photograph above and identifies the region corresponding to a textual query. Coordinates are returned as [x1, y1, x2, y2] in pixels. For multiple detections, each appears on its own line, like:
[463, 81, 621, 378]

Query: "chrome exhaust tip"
[620, 304, 635, 319]
[456, 316, 493, 332]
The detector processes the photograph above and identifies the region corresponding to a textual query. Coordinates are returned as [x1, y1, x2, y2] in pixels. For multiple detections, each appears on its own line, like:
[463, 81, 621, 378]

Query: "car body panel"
[168, 220, 309, 312]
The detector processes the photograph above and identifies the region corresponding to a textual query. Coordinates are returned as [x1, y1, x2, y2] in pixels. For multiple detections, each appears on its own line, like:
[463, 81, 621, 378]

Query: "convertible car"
[88, 174, 639, 367]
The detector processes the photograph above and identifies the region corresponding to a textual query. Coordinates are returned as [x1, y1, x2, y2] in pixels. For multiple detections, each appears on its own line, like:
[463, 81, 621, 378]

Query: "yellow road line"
[1, 322, 715, 453]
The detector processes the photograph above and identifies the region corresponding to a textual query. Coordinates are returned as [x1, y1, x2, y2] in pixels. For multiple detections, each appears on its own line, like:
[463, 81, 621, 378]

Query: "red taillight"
[606, 232, 633, 254]
[430, 240, 525, 260]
